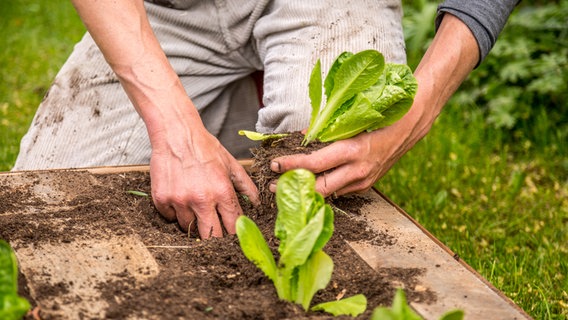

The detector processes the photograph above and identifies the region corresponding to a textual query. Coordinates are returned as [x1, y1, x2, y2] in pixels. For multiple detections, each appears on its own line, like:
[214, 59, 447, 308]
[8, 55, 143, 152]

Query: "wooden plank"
[0, 160, 252, 176]
[0, 165, 531, 319]
[13, 236, 159, 319]
[350, 190, 530, 319]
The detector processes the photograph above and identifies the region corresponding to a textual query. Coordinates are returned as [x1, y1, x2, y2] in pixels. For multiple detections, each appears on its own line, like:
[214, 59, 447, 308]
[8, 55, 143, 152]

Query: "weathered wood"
[14, 236, 160, 319]
[351, 190, 530, 319]
[0, 166, 531, 319]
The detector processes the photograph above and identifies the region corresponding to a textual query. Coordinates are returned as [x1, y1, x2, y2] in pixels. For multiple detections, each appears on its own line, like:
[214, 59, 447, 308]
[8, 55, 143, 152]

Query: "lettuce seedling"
[371, 288, 464, 320]
[236, 169, 366, 316]
[303, 50, 418, 145]
[0, 240, 31, 320]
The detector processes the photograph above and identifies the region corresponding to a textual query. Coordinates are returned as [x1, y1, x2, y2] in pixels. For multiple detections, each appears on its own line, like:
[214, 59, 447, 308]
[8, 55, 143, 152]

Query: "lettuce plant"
[371, 288, 464, 320]
[236, 169, 367, 316]
[0, 240, 30, 320]
[303, 50, 417, 145]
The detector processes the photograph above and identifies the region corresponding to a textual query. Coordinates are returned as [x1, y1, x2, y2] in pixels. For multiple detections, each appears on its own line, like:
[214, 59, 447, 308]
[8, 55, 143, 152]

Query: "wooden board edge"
[371, 187, 532, 320]
[1, 160, 254, 176]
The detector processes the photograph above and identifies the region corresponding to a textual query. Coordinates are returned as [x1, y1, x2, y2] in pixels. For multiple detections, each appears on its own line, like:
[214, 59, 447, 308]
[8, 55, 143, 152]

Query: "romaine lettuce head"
[303, 50, 418, 145]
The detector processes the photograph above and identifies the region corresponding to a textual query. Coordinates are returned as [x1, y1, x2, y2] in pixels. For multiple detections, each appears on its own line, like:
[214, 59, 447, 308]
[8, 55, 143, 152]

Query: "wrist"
[392, 13, 480, 147]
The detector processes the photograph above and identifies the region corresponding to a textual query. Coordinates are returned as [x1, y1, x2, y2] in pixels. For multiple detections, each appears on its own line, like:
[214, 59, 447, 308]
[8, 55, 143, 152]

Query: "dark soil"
[250, 131, 332, 206]
[0, 133, 436, 319]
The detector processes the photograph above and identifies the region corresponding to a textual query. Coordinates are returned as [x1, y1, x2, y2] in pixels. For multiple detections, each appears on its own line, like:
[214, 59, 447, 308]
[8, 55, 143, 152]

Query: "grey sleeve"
[435, 0, 520, 66]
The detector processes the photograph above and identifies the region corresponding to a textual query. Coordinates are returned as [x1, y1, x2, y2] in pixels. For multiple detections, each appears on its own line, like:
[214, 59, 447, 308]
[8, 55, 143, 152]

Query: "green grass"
[0, 0, 85, 169]
[377, 105, 568, 319]
[1, 1, 567, 319]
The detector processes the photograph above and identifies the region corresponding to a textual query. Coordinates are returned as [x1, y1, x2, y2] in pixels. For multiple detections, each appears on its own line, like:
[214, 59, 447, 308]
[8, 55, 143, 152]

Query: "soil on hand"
[250, 131, 331, 206]
[0, 136, 436, 319]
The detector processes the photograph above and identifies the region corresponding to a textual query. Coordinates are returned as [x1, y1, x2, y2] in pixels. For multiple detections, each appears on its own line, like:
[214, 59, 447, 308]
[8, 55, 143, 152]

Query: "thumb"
[271, 143, 343, 174]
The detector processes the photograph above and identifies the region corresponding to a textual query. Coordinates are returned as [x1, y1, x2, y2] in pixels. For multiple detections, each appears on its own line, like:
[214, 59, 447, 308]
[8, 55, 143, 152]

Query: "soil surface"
[0, 134, 436, 319]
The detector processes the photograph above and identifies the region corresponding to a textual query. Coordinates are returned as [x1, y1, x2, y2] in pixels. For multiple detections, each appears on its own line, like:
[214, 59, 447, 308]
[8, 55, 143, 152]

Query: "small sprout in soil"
[329, 203, 350, 217]
[236, 169, 367, 317]
[126, 190, 149, 197]
[187, 220, 196, 239]
[371, 288, 464, 320]
[238, 193, 251, 204]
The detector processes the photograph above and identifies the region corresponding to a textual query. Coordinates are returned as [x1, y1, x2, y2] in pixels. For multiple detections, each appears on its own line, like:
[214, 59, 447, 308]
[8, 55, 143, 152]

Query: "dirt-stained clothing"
[14, 0, 517, 170]
[14, 0, 406, 170]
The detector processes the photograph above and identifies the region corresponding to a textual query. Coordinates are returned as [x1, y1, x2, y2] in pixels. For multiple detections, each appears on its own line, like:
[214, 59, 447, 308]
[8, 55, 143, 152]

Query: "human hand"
[69, 0, 263, 239]
[268, 125, 409, 198]
[149, 128, 259, 239]
[269, 13, 481, 197]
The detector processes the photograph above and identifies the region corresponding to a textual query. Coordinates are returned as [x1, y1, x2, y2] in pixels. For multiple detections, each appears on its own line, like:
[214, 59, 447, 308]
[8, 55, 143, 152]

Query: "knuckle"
[352, 178, 373, 193]
[317, 184, 333, 198]
[353, 166, 369, 180]
[151, 190, 171, 206]
[343, 141, 362, 159]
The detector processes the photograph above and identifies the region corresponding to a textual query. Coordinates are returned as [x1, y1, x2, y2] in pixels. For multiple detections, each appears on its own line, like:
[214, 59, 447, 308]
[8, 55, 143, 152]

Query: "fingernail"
[269, 181, 277, 193]
[270, 161, 281, 173]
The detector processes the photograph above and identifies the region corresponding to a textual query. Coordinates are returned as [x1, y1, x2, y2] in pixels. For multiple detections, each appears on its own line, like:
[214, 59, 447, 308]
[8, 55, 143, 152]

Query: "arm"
[71, 0, 259, 237]
[270, 14, 479, 196]
[437, 0, 519, 65]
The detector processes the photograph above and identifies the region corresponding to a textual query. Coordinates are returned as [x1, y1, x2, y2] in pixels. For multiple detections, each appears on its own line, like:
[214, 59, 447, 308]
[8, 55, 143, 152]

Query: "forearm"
[393, 13, 479, 146]
[437, 0, 519, 64]
[70, 0, 202, 148]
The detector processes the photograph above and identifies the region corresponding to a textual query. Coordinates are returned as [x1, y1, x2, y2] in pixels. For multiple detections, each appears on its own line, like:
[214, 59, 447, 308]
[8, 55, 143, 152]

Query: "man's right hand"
[149, 124, 259, 239]
[70, 0, 259, 238]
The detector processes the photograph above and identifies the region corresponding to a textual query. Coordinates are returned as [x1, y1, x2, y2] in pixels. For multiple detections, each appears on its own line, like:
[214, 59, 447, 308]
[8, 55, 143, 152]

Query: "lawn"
[1, 1, 567, 319]
[0, 0, 85, 169]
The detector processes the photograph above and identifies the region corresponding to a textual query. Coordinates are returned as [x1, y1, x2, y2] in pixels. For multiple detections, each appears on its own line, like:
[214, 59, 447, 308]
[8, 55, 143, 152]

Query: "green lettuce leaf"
[238, 130, 288, 141]
[275, 169, 318, 254]
[310, 203, 334, 254]
[278, 206, 325, 271]
[304, 50, 417, 145]
[368, 64, 417, 130]
[370, 288, 464, 320]
[311, 294, 368, 316]
[317, 94, 384, 142]
[324, 51, 355, 98]
[0, 240, 30, 320]
[439, 310, 465, 320]
[304, 50, 385, 144]
[308, 59, 323, 131]
[235, 217, 277, 283]
[296, 250, 333, 310]
[371, 288, 422, 320]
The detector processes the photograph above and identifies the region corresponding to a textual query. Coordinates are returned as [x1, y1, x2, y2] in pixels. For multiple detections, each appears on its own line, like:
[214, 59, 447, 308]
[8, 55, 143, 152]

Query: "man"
[14, 0, 518, 238]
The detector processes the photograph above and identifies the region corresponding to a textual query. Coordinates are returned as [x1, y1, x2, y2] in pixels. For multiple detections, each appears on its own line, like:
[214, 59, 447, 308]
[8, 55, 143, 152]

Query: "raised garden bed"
[0, 165, 530, 319]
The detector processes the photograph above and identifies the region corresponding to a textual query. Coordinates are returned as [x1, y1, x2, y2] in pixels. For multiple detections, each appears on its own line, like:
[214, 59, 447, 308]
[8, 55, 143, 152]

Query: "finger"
[333, 180, 373, 197]
[317, 166, 378, 198]
[173, 205, 197, 233]
[216, 194, 242, 235]
[154, 202, 177, 222]
[230, 161, 260, 206]
[194, 206, 223, 239]
[268, 179, 278, 193]
[271, 141, 353, 174]
[314, 164, 367, 198]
